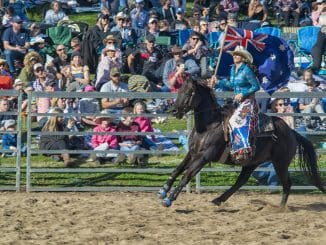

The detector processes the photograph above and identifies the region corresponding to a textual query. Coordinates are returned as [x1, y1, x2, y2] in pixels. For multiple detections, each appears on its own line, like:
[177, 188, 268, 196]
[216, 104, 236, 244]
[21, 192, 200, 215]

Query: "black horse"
[158, 78, 325, 207]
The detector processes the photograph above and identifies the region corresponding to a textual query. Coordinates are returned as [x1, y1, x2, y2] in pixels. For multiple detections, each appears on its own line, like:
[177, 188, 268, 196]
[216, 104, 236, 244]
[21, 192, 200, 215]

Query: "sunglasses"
[57, 48, 66, 52]
[192, 37, 199, 40]
[276, 103, 284, 107]
[173, 52, 182, 55]
[193, 13, 199, 16]
[71, 44, 79, 48]
[220, 23, 226, 26]
[35, 68, 44, 73]
[107, 41, 116, 44]
[112, 74, 120, 77]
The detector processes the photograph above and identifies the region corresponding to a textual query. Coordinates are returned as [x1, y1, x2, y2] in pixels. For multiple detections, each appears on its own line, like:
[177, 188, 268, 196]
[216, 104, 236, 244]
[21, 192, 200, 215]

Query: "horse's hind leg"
[272, 159, 292, 207]
[211, 166, 256, 206]
[158, 152, 192, 199]
[162, 155, 206, 207]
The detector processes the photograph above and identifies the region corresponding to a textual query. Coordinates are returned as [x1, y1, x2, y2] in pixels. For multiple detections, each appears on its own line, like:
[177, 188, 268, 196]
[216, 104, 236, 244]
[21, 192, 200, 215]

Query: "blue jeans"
[252, 162, 278, 186]
[120, 142, 140, 156]
[4, 50, 24, 73]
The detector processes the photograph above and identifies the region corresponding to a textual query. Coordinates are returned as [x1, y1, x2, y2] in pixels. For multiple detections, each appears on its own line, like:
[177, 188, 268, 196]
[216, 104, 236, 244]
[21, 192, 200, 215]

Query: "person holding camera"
[167, 59, 189, 93]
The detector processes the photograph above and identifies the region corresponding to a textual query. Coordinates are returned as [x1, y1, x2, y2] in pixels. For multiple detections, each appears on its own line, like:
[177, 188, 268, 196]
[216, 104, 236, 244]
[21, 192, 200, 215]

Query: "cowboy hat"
[95, 110, 112, 124]
[227, 45, 253, 64]
[115, 12, 127, 20]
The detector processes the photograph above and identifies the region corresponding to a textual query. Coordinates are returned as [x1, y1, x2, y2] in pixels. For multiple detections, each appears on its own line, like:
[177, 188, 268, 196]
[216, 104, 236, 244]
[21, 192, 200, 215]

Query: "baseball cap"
[14, 79, 24, 87]
[110, 67, 121, 76]
[33, 63, 43, 71]
[176, 8, 184, 14]
[4, 119, 16, 129]
[12, 16, 23, 23]
[148, 17, 158, 24]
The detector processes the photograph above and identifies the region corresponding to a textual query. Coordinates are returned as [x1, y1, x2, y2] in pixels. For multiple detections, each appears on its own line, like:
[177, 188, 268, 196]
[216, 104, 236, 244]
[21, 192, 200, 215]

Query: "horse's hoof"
[211, 198, 223, 206]
[158, 189, 167, 199]
[162, 198, 172, 207]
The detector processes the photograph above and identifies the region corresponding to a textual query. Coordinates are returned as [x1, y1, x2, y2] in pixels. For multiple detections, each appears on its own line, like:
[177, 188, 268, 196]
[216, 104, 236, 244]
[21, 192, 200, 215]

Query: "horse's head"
[171, 77, 201, 119]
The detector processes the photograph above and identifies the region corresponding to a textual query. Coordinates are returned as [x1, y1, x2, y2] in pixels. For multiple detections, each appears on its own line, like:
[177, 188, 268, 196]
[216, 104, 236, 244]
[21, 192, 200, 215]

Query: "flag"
[217, 26, 294, 94]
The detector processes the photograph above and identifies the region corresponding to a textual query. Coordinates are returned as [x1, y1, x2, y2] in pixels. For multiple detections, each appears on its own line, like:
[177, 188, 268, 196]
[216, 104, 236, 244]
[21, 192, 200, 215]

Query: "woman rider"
[214, 45, 260, 162]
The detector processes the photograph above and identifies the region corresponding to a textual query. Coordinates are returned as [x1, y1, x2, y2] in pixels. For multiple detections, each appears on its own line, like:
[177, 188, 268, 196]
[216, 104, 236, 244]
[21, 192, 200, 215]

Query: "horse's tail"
[294, 130, 325, 193]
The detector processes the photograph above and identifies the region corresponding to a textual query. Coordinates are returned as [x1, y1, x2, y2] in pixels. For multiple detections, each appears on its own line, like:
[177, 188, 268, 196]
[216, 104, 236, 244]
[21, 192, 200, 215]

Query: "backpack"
[128, 75, 155, 92]
[0, 75, 13, 89]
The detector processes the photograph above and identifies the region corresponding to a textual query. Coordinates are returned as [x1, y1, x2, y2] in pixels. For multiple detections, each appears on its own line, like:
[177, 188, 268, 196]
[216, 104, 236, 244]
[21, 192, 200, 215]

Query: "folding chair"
[178, 29, 192, 46]
[254, 27, 282, 38]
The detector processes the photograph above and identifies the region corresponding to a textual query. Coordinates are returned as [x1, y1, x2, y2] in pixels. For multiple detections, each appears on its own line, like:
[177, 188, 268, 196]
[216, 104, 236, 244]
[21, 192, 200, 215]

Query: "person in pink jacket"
[91, 111, 119, 164]
[133, 101, 163, 151]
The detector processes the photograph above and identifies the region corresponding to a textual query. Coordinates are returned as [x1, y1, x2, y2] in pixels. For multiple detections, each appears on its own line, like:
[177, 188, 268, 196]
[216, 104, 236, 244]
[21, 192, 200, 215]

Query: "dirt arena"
[0, 192, 325, 244]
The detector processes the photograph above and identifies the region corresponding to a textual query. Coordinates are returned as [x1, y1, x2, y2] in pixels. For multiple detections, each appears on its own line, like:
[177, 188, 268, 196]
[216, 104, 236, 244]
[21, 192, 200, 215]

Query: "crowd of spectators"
[0, 0, 325, 169]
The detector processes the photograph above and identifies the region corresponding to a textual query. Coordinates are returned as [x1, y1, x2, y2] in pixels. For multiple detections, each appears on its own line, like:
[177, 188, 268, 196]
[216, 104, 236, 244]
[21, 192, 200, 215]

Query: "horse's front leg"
[162, 155, 206, 207]
[211, 165, 256, 205]
[158, 152, 192, 199]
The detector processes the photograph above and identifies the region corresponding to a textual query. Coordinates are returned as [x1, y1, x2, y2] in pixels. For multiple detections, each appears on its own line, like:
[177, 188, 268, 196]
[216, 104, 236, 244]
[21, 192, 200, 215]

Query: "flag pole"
[214, 24, 229, 76]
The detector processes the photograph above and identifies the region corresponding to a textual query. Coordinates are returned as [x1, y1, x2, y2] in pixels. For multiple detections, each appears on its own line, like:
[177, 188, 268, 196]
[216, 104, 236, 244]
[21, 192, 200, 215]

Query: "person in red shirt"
[168, 59, 188, 92]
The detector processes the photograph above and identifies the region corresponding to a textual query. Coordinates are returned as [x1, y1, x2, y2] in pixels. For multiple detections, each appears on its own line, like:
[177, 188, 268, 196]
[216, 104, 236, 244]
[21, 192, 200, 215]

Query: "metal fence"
[1, 90, 326, 192]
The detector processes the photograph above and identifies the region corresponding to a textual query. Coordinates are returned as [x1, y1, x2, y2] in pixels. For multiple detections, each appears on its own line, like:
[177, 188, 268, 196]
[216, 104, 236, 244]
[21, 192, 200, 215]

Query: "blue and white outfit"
[219, 63, 260, 161]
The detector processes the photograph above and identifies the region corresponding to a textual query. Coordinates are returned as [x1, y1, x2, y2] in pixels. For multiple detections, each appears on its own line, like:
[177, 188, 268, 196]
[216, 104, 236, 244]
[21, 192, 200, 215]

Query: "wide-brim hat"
[115, 12, 127, 20]
[0, 58, 7, 65]
[227, 45, 253, 64]
[103, 34, 117, 44]
[95, 110, 112, 124]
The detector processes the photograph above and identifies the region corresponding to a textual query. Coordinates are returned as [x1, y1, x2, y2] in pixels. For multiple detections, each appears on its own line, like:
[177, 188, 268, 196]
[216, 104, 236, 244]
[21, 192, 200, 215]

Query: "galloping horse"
[158, 78, 325, 207]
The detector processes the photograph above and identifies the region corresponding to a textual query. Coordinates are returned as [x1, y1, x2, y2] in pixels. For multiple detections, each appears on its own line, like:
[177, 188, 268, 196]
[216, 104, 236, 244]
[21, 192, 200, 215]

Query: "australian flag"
[217, 26, 294, 94]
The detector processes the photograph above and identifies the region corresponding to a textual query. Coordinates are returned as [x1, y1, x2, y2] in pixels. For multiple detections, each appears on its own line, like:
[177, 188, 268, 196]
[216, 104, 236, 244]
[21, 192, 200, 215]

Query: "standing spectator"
[248, 0, 268, 22]
[163, 45, 199, 91]
[117, 107, 147, 166]
[2, 16, 30, 75]
[158, 0, 176, 25]
[91, 111, 119, 164]
[44, 1, 68, 25]
[219, 0, 240, 14]
[172, 8, 189, 30]
[96, 44, 122, 90]
[39, 108, 74, 167]
[130, 0, 149, 29]
[311, 13, 326, 73]
[100, 68, 129, 115]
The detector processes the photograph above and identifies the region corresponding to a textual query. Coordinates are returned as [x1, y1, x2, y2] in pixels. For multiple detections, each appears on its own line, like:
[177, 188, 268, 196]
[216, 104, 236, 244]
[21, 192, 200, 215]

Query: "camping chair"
[178, 29, 192, 46]
[254, 27, 282, 38]
[45, 26, 72, 55]
[57, 20, 89, 39]
[294, 26, 320, 68]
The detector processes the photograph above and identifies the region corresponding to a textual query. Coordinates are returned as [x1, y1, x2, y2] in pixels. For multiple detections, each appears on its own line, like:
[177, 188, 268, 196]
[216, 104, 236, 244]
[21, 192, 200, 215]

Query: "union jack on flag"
[223, 26, 268, 52]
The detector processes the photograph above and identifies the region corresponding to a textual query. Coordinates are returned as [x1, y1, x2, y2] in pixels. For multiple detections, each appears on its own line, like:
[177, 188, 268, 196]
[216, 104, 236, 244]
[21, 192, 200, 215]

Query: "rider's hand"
[234, 93, 243, 102]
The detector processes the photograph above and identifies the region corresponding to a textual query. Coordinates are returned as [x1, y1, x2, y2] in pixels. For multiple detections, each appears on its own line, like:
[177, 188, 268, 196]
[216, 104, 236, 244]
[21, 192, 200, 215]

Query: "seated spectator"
[201, 6, 210, 21]
[227, 12, 238, 27]
[271, 98, 295, 129]
[127, 34, 163, 84]
[182, 31, 209, 77]
[18, 51, 43, 86]
[248, 0, 268, 22]
[91, 111, 119, 164]
[100, 68, 129, 115]
[121, 17, 138, 49]
[299, 79, 326, 125]
[70, 37, 81, 53]
[78, 85, 100, 127]
[0, 59, 13, 89]
[163, 45, 199, 91]
[8, 79, 28, 112]
[8, 0, 28, 22]
[311, 13, 326, 73]
[2, 16, 30, 75]
[219, 0, 240, 14]
[47, 45, 71, 83]
[39, 107, 74, 167]
[0, 98, 16, 131]
[276, 0, 301, 27]
[158, 0, 176, 25]
[199, 19, 209, 40]
[210, 5, 228, 22]
[188, 9, 201, 24]
[1, 119, 26, 157]
[311, 0, 325, 26]
[172, 8, 189, 30]
[168, 59, 189, 92]
[28, 23, 46, 53]
[2, 6, 16, 27]
[133, 100, 161, 150]
[146, 18, 160, 37]
[117, 107, 148, 166]
[65, 51, 90, 92]
[130, 0, 149, 29]
[44, 1, 68, 25]
[96, 44, 122, 90]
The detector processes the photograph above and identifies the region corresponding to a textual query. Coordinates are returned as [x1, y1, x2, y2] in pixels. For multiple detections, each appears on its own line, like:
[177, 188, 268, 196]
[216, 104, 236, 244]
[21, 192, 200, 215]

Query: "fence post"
[196, 172, 201, 193]
[15, 91, 22, 192]
[185, 112, 193, 193]
[26, 92, 32, 192]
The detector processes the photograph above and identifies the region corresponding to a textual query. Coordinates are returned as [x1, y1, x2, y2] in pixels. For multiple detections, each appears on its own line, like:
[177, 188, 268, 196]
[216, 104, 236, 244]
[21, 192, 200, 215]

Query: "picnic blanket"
[149, 129, 180, 151]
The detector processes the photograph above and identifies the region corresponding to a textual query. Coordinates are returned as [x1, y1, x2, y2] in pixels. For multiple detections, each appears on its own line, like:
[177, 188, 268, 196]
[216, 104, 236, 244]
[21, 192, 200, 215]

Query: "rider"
[214, 45, 260, 162]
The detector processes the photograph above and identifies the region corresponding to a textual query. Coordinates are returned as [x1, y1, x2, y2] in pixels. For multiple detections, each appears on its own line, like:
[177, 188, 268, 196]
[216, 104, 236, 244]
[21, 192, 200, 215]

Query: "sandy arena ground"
[0, 192, 325, 244]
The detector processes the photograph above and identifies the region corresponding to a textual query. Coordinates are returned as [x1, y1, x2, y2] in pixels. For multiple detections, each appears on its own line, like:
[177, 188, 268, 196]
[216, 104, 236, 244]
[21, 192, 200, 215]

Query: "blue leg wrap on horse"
[162, 198, 172, 207]
[158, 189, 167, 199]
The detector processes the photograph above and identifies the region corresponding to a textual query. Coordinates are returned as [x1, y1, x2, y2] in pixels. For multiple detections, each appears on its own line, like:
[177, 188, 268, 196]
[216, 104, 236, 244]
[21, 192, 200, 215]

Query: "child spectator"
[133, 100, 162, 151]
[1, 119, 26, 157]
[117, 107, 148, 166]
[91, 111, 119, 164]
